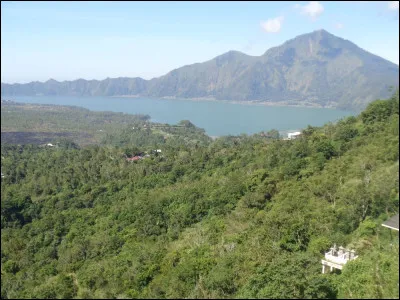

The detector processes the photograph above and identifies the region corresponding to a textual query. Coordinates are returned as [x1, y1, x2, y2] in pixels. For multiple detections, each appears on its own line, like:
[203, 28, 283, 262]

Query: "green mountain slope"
[2, 30, 398, 110]
[1, 91, 399, 299]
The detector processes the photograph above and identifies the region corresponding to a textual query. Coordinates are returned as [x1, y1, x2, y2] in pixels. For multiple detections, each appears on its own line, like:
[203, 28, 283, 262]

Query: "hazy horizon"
[1, 1, 399, 84]
[2, 28, 400, 86]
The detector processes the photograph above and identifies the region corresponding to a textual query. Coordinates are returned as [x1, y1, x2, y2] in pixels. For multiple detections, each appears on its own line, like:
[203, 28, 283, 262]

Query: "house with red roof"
[126, 156, 142, 162]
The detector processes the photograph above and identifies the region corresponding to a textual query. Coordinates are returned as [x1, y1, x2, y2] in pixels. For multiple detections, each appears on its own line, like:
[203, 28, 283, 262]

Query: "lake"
[9, 96, 354, 137]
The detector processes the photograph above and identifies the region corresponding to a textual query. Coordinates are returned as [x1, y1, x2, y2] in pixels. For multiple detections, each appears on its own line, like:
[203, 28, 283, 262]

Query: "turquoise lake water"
[9, 96, 354, 136]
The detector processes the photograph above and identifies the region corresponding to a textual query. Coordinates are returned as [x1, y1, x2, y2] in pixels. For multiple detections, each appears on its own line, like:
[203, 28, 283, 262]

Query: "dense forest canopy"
[1, 91, 399, 299]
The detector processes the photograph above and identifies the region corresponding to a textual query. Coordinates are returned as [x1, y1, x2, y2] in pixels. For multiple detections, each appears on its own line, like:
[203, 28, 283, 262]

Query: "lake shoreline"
[109, 95, 339, 110]
[6, 95, 354, 136]
[5, 95, 342, 110]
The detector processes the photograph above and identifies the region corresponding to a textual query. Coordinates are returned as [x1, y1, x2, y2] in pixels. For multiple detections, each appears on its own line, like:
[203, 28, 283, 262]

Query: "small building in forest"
[381, 214, 399, 231]
[126, 156, 142, 162]
[321, 244, 358, 274]
[287, 131, 302, 140]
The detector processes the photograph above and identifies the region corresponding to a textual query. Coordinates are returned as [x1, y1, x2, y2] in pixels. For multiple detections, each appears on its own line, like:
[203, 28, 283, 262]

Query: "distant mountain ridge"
[2, 29, 399, 110]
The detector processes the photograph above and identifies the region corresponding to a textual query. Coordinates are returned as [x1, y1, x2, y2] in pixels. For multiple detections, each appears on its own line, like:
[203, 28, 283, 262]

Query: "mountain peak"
[2, 30, 398, 111]
[295, 29, 337, 41]
[314, 28, 329, 34]
[262, 29, 339, 56]
[212, 50, 250, 65]
[216, 50, 247, 59]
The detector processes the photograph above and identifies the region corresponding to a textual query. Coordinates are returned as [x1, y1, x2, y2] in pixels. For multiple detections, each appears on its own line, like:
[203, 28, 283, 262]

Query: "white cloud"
[388, 1, 399, 10]
[298, 1, 324, 20]
[260, 16, 284, 33]
[335, 23, 344, 29]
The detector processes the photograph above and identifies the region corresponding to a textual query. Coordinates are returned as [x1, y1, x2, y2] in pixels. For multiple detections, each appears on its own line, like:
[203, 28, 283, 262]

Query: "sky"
[1, 1, 399, 83]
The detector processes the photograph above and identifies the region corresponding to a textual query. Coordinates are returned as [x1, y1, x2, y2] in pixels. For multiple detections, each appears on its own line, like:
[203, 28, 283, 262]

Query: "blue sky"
[1, 1, 399, 83]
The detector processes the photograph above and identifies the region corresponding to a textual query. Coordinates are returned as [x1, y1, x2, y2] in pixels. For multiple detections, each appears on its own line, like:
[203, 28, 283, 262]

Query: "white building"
[287, 131, 302, 140]
[321, 244, 358, 274]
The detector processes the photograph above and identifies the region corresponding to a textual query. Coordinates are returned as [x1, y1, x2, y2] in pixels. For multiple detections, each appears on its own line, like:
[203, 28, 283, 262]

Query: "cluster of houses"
[259, 131, 302, 140]
[126, 156, 146, 162]
[126, 149, 162, 162]
[38, 143, 57, 148]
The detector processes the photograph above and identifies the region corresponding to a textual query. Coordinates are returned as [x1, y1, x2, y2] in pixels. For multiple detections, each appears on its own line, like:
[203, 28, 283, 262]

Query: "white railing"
[324, 254, 349, 265]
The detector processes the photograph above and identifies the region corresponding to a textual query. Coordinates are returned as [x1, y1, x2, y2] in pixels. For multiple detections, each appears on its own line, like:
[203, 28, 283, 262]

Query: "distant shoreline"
[2, 94, 348, 111]
[109, 95, 338, 109]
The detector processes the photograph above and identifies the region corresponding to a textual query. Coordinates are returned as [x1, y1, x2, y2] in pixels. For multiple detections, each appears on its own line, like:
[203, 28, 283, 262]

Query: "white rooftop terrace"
[321, 244, 358, 273]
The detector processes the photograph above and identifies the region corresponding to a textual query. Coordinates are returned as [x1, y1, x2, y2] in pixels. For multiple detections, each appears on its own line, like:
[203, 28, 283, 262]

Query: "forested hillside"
[1, 102, 211, 147]
[1, 92, 399, 299]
